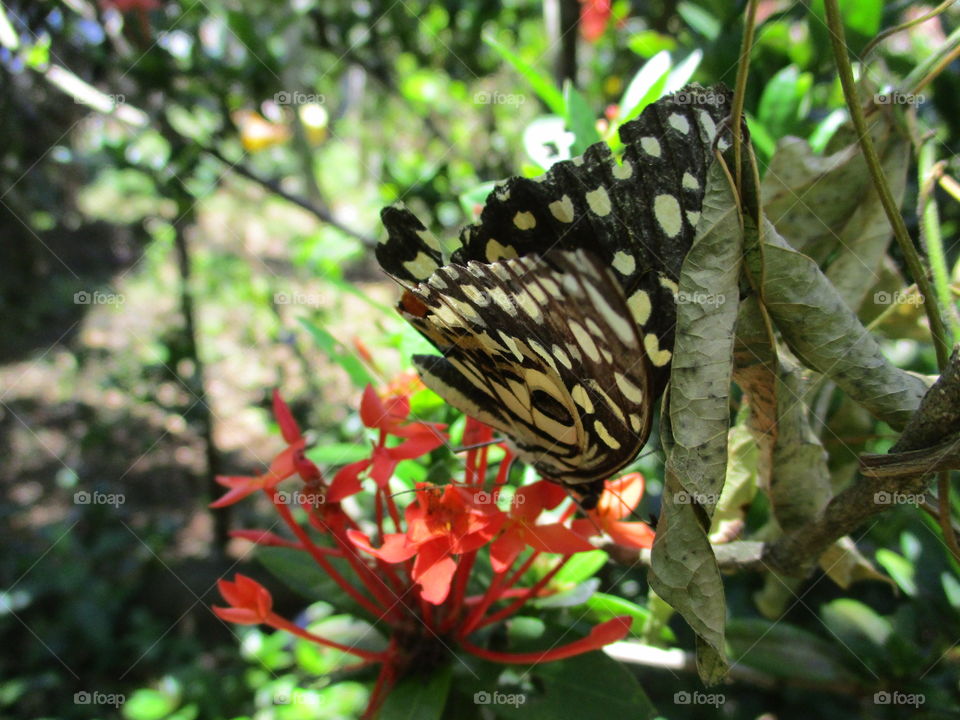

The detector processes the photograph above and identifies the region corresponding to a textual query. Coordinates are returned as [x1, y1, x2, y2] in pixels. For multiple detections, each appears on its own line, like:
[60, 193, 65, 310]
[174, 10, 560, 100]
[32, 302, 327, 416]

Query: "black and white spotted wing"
[398, 250, 653, 488]
[377, 83, 733, 398]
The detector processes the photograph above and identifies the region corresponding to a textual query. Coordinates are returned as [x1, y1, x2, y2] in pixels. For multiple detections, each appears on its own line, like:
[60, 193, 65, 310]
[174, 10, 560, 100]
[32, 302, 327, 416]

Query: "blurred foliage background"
[1, 0, 959, 718]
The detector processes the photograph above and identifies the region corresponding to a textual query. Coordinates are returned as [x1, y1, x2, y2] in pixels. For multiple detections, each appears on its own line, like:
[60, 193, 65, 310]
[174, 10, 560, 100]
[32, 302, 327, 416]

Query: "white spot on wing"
[403, 252, 439, 280]
[593, 419, 622, 450]
[668, 113, 690, 134]
[640, 137, 661, 157]
[682, 172, 699, 190]
[628, 290, 651, 326]
[485, 239, 519, 262]
[548, 195, 575, 223]
[613, 160, 633, 179]
[612, 250, 636, 276]
[416, 228, 442, 252]
[570, 321, 601, 362]
[615, 372, 644, 403]
[513, 211, 537, 230]
[654, 194, 683, 237]
[644, 333, 672, 366]
[586, 186, 612, 217]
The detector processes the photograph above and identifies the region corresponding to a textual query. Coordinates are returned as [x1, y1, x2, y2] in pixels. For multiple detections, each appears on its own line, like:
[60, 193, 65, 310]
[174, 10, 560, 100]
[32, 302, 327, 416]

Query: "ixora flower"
[212, 385, 654, 718]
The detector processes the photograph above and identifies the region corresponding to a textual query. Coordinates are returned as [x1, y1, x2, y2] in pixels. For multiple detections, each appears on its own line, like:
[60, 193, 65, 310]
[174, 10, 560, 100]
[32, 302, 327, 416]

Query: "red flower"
[349, 484, 505, 603]
[489, 481, 594, 572]
[579, 0, 612, 42]
[573, 473, 655, 549]
[210, 390, 320, 507]
[213, 574, 273, 625]
[213, 381, 636, 718]
[327, 385, 446, 500]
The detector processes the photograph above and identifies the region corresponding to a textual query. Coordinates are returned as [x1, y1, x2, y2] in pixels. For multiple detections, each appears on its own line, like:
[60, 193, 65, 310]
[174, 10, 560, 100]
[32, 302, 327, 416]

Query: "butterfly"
[376, 84, 733, 507]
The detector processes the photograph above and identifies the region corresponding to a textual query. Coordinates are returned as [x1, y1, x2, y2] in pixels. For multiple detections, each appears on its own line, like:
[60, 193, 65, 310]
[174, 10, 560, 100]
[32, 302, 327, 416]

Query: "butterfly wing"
[379, 83, 732, 397]
[400, 250, 652, 486]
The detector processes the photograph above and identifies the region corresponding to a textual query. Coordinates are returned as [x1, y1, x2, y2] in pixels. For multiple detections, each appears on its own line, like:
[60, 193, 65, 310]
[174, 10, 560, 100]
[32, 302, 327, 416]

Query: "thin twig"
[205, 147, 377, 247]
[730, 0, 759, 190]
[823, 0, 950, 369]
[861, 0, 957, 58]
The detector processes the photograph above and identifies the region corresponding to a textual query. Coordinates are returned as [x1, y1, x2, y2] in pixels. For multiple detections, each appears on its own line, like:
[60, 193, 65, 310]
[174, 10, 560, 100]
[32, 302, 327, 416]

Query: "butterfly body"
[377, 85, 732, 500]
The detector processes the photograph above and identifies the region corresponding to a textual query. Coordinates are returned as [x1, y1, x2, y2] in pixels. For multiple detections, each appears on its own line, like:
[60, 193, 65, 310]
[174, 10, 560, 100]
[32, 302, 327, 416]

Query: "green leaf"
[533, 578, 600, 608]
[627, 31, 676, 58]
[812, 0, 882, 40]
[492, 652, 656, 720]
[677, 2, 720, 40]
[550, 549, 608, 586]
[727, 619, 861, 685]
[942, 572, 960, 609]
[379, 664, 452, 720]
[650, 156, 744, 684]
[298, 319, 375, 388]
[756, 65, 812, 139]
[459, 181, 499, 219]
[306, 442, 371, 466]
[122, 689, 178, 720]
[618, 51, 671, 126]
[563, 81, 601, 155]
[744, 217, 927, 431]
[808, 109, 847, 153]
[0, 3, 19, 51]
[483, 35, 565, 116]
[820, 598, 892, 650]
[664, 50, 702, 94]
[582, 592, 652, 635]
[875, 549, 917, 597]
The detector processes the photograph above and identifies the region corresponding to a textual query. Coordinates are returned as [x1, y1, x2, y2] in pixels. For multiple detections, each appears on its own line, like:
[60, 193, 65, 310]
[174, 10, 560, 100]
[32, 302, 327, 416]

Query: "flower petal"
[327, 459, 370, 502]
[359, 384, 387, 430]
[347, 529, 416, 563]
[598, 472, 645, 520]
[489, 529, 526, 573]
[524, 522, 595, 555]
[605, 520, 656, 549]
[413, 542, 458, 604]
[272, 389, 302, 444]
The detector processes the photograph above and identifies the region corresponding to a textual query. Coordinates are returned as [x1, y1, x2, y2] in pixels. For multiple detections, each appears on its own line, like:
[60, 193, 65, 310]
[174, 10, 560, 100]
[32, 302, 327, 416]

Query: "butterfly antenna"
[452, 437, 504, 453]
[604, 486, 649, 523]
